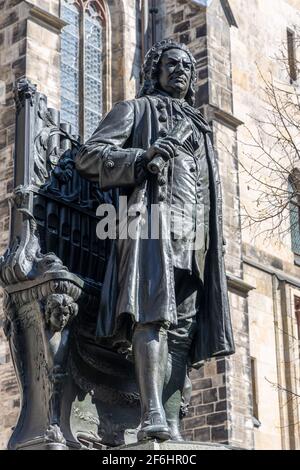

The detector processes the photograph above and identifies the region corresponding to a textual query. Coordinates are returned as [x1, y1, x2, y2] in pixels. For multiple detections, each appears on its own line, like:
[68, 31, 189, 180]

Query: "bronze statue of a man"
[75, 39, 234, 442]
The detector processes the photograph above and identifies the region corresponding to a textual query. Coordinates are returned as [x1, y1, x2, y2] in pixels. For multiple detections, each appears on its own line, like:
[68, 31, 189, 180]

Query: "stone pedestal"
[116, 440, 232, 451]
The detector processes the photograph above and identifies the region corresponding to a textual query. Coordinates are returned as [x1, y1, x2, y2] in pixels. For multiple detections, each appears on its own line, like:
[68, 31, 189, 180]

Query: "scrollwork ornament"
[45, 425, 66, 445]
[2, 292, 16, 339]
[0, 193, 68, 287]
[14, 78, 37, 112]
[12, 185, 31, 209]
[33, 94, 81, 186]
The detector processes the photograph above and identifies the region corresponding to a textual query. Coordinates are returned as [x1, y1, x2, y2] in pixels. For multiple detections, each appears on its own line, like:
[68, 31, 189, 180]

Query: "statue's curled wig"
[138, 39, 197, 107]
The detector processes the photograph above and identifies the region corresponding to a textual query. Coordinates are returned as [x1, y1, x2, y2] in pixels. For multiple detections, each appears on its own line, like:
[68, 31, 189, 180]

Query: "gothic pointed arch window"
[60, 0, 109, 140]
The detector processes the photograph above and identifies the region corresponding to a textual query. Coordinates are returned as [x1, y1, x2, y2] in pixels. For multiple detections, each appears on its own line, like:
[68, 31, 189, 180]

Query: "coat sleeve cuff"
[99, 147, 145, 190]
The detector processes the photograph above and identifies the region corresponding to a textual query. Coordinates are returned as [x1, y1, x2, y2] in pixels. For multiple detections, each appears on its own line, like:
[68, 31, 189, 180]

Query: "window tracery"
[60, 0, 107, 139]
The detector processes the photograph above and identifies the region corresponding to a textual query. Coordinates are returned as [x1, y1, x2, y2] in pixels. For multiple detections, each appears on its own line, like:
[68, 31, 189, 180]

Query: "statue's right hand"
[143, 136, 178, 163]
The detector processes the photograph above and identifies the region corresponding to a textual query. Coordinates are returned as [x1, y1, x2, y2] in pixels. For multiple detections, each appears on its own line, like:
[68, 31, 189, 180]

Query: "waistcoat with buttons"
[157, 98, 210, 278]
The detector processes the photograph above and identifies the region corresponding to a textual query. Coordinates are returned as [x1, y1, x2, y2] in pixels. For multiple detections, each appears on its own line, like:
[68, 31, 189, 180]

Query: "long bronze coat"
[75, 93, 235, 366]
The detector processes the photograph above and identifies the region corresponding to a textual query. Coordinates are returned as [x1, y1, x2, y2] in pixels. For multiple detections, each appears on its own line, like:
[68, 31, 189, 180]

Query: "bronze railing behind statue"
[0, 78, 139, 450]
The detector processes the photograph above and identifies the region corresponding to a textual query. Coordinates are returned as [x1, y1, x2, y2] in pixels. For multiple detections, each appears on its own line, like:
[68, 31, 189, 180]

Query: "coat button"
[158, 176, 166, 186]
[190, 166, 196, 172]
[159, 114, 167, 122]
[158, 194, 166, 202]
[105, 159, 115, 169]
[159, 129, 168, 137]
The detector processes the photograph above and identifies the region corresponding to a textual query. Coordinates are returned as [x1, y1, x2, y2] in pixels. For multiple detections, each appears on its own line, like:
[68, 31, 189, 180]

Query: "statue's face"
[158, 48, 192, 99]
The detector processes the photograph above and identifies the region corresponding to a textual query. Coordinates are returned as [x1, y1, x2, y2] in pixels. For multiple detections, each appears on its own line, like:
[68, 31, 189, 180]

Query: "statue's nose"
[175, 61, 184, 72]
